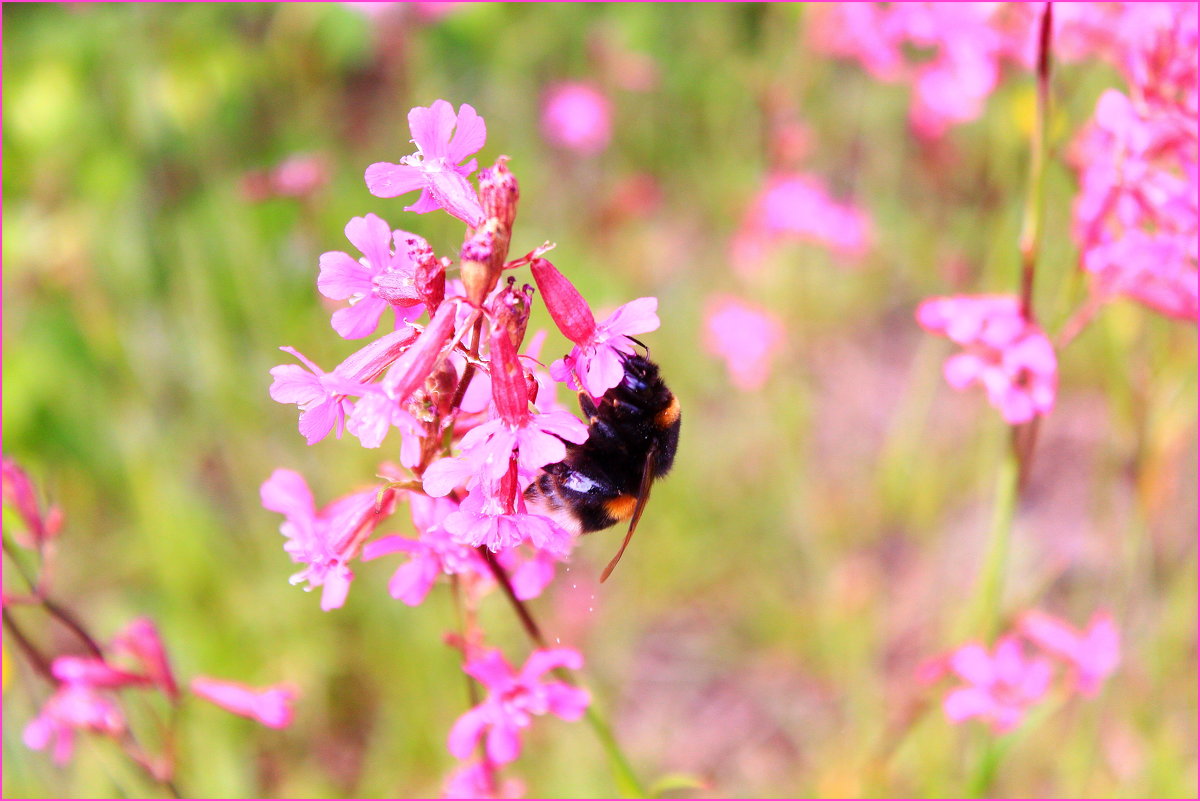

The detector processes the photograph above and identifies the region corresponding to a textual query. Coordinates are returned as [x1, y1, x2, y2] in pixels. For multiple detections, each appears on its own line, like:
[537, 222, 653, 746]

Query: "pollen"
[604, 494, 638, 521]
[655, 395, 681, 427]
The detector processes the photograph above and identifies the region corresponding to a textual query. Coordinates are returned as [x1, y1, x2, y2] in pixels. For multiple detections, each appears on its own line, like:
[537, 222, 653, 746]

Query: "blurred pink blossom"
[1070, 4, 1198, 322]
[366, 99, 487, 225]
[24, 684, 125, 764]
[442, 759, 524, 799]
[2, 457, 63, 547]
[731, 173, 872, 274]
[111, 618, 179, 699]
[448, 648, 590, 765]
[1019, 610, 1120, 697]
[916, 294, 1057, 424]
[242, 154, 329, 201]
[190, 677, 298, 729]
[541, 82, 612, 155]
[702, 295, 785, 391]
[943, 636, 1053, 733]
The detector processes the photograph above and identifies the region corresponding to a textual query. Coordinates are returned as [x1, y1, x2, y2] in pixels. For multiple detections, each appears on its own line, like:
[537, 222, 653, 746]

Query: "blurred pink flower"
[448, 648, 589, 765]
[50, 656, 149, 690]
[442, 759, 524, 799]
[24, 684, 125, 764]
[242, 153, 329, 201]
[2, 457, 63, 547]
[731, 173, 872, 274]
[190, 677, 298, 729]
[943, 636, 1053, 733]
[702, 295, 785, 391]
[1019, 610, 1120, 697]
[111, 617, 179, 699]
[366, 99, 487, 225]
[261, 469, 391, 610]
[541, 82, 612, 154]
[317, 213, 426, 339]
[916, 294, 1057, 424]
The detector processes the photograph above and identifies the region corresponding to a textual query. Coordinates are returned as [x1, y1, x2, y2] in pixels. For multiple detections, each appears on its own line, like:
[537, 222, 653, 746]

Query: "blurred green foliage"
[3, 3, 1195, 798]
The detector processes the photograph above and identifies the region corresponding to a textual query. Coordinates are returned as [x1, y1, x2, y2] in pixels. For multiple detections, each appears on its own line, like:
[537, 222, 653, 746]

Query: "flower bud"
[479, 155, 519, 236]
[489, 317, 529, 426]
[402, 233, 446, 313]
[491, 277, 534, 350]
[383, 300, 459, 401]
[460, 219, 502, 306]
[529, 258, 596, 344]
[112, 618, 179, 699]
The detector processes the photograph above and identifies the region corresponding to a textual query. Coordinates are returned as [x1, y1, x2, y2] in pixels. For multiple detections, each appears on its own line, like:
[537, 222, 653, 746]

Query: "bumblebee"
[526, 351, 681, 581]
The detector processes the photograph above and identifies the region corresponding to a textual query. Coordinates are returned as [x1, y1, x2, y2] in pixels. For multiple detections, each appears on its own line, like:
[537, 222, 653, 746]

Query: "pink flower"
[111, 617, 179, 699]
[541, 82, 612, 154]
[1019, 610, 1120, 697]
[440, 483, 573, 556]
[731, 173, 872, 274]
[916, 294, 1057, 424]
[261, 469, 391, 610]
[317, 213, 425, 339]
[702, 295, 785, 390]
[269, 327, 421, 445]
[24, 684, 125, 764]
[2, 457, 63, 547]
[447, 648, 589, 765]
[442, 760, 524, 799]
[362, 493, 488, 606]
[190, 676, 298, 729]
[365, 100, 487, 226]
[241, 153, 329, 201]
[50, 656, 149, 690]
[942, 636, 1052, 733]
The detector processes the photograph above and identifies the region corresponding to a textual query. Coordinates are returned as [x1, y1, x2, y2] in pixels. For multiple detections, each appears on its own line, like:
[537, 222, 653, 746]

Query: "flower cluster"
[916, 294, 1057, 425]
[1070, 3, 1198, 322]
[922, 610, 1120, 733]
[261, 99, 671, 791]
[4, 462, 296, 783]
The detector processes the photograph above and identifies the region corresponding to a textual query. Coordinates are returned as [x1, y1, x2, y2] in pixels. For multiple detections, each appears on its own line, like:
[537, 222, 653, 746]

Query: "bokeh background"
[3, 3, 1196, 798]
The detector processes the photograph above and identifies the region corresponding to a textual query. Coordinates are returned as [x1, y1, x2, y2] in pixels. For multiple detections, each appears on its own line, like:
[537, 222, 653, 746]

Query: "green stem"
[1018, 2, 1053, 323]
[968, 447, 1020, 641]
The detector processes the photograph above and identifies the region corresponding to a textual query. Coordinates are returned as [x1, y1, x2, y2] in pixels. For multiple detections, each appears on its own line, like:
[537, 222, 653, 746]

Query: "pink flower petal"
[364, 162, 426, 198]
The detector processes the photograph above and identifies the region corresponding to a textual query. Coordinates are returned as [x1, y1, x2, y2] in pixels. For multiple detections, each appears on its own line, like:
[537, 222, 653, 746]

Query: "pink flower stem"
[448, 315, 487, 414]
[3, 538, 104, 658]
[2, 607, 54, 680]
[1054, 290, 1108, 349]
[1017, 2, 1053, 324]
[477, 546, 546, 646]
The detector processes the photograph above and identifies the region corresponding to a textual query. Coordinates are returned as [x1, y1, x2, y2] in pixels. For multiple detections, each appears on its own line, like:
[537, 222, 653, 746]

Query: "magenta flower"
[424, 318, 588, 498]
[541, 82, 612, 155]
[50, 656, 150, 690]
[270, 327, 422, 445]
[111, 617, 179, 699]
[1019, 610, 1120, 697]
[365, 99, 487, 226]
[916, 294, 1057, 424]
[942, 636, 1053, 733]
[362, 493, 488, 607]
[447, 648, 590, 765]
[731, 173, 872, 274]
[190, 676, 298, 729]
[702, 295, 785, 391]
[2, 457, 63, 547]
[261, 469, 389, 610]
[24, 684, 125, 765]
[440, 483, 574, 556]
[442, 760, 524, 800]
[317, 213, 425, 339]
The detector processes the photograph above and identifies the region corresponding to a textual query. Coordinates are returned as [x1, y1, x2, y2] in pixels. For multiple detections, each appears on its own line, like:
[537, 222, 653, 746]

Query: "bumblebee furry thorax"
[526, 353, 680, 580]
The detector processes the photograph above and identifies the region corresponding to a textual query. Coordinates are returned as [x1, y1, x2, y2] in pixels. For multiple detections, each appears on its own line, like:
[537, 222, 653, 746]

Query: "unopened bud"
[479, 156, 519, 233]
[529, 258, 597, 344]
[491, 277, 534, 350]
[489, 317, 529, 426]
[402, 233, 446, 314]
[460, 219, 502, 306]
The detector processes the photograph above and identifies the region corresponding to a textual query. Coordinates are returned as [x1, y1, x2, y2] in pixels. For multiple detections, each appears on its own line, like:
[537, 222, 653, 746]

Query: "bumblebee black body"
[526, 354, 680, 555]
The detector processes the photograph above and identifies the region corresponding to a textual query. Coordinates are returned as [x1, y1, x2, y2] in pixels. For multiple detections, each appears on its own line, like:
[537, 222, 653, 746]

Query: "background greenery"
[3, 3, 1195, 798]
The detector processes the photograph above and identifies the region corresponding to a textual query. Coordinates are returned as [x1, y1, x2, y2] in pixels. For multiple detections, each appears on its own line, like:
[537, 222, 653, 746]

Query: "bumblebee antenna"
[627, 336, 650, 355]
[600, 441, 658, 583]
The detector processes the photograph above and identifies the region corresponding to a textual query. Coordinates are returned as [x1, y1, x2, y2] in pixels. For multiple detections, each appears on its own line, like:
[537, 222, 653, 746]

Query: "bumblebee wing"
[599, 441, 658, 583]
